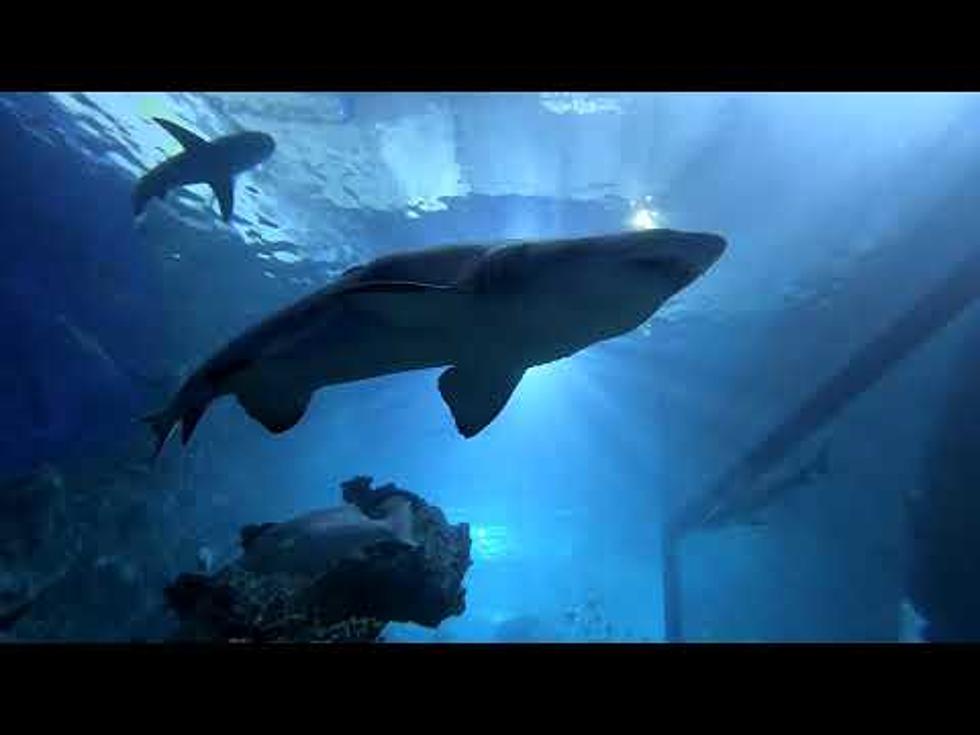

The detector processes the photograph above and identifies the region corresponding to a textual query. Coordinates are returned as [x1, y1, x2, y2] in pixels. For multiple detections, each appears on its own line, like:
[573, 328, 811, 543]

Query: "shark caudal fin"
[141, 389, 210, 459]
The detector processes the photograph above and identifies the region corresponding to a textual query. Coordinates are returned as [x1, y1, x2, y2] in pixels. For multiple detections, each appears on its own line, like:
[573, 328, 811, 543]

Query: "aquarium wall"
[2, 91, 979, 641]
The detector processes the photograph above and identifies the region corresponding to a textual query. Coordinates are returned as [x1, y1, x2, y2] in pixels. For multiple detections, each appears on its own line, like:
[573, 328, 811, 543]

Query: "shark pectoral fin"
[438, 364, 525, 438]
[153, 118, 208, 150]
[209, 176, 235, 222]
[236, 383, 313, 434]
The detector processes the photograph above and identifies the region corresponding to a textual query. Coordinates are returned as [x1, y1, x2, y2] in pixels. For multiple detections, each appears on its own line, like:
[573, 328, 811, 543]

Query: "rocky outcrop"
[165, 476, 471, 642]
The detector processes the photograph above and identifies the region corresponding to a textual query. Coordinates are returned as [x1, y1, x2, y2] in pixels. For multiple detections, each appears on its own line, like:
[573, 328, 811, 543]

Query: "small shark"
[133, 118, 275, 222]
[144, 228, 726, 455]
[698, 440, 833, 530]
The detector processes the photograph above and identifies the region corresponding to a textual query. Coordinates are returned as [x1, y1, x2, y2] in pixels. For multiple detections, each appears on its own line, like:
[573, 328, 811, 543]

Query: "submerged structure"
[908, 313, 980, 641]
[165, 477, 472, 642]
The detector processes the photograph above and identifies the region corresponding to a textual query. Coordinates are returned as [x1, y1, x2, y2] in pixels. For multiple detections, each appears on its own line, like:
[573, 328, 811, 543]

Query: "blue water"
[3, 92, 980, 642]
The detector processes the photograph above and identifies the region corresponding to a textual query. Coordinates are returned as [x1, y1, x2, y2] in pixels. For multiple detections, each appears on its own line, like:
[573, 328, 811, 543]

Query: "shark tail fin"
[181, 402, 207, 445]
[141, 379, 213, 459]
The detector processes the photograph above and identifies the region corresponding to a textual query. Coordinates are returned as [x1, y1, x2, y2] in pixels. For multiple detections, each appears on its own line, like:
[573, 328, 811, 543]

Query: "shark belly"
[167, 152, 222, 188]
[219, 306, 461, 434]
[477, 297, 628, 369]
[290, 322, 457, 388]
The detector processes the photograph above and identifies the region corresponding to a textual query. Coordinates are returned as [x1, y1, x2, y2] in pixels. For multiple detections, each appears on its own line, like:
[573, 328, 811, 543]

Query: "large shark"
[145, 228, 726, 455]
[133, 118, 275, 222]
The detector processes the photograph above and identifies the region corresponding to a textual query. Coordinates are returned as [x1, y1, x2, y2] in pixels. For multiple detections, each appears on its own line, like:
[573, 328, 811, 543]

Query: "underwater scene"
[1, 91, 979, 643]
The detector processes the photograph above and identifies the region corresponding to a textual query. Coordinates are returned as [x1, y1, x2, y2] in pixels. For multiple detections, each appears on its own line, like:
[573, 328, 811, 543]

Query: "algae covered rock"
[165, 476, 471, 642]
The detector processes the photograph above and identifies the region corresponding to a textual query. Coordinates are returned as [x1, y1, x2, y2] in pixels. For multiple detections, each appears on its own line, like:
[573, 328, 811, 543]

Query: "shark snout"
[687, 232, 726, 272]
[255, 132, 276, 157]
[703, 232, 726, 256]
[249, 132, 276, 163]
[663, 232, 726, 281]
[231, 131, 276, 168]
[630, 230, 727, 282]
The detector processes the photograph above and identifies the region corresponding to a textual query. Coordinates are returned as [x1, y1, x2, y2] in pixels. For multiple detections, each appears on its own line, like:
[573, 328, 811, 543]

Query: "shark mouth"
[634, 255, 706, 284]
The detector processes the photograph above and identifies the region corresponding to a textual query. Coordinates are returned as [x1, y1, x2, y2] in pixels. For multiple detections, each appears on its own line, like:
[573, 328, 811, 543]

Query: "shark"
[697, 440, 833, 530]
[133, 118, 275, 222]
[144, 228, 726, 456]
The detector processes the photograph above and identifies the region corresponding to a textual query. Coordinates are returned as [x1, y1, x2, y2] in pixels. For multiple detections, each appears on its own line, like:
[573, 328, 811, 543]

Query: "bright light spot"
[471, 524, 510, 560]
[629, 207, 661, 231]
[271, 250, 302, 264]
[512, 359, 579, 411]
[900, 599, 927, 643]
[539, 93, 623, 116]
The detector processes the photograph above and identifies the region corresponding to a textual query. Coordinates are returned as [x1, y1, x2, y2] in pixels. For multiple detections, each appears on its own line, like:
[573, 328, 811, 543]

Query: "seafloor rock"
[165, 476, 472, 642]
[0, 446, 210, 640]
[0, 463, 73, 633]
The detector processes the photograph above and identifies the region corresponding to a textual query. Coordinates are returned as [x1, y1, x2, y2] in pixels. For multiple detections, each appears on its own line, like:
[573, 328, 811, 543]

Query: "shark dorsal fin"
[153, 118, 209, 150]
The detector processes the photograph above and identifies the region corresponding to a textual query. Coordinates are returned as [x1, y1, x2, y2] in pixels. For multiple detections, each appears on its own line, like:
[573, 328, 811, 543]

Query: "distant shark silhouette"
[144, 229, 726, 456]
[133, 118, 275, 222]
[698, 440, 833, 529]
